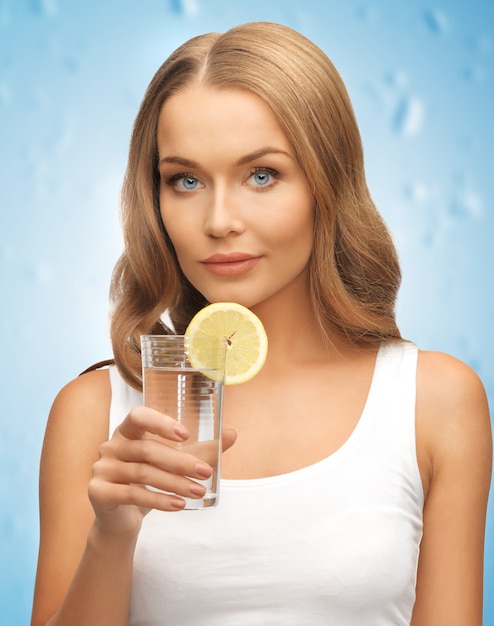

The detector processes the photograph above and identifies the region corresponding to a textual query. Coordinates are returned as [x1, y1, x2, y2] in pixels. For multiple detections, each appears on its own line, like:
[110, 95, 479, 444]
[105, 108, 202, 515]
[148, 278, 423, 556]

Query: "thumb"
[221, 428, 237, 453]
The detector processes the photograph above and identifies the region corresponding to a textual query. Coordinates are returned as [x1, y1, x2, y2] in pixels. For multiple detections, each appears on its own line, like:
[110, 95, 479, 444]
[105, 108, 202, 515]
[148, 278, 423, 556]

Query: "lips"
[201, 253, 262, 276]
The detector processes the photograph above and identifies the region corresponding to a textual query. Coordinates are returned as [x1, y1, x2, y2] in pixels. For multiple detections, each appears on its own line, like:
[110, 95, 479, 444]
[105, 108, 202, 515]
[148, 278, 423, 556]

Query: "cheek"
[273, 199, 314, 249]
[160, 208, 191, 255]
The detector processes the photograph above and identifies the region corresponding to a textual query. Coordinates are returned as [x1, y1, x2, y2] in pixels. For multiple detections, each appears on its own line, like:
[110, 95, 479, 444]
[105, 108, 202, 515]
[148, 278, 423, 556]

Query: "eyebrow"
[158, 147, 292, 168]
[159, 155, 198, 168]
[235, 147, 292, 165]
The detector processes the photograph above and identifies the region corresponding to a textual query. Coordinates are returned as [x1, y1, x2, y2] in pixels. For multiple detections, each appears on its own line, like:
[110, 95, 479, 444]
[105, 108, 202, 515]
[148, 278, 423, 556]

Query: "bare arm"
[31, 370, 114, 625]
[31, 370, 236, 626]
[412, 351, 492, 626]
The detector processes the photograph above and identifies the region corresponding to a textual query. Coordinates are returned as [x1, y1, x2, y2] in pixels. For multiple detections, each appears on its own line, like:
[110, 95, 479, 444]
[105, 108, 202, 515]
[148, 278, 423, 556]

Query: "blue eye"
[180, 176, 199, 190]
[253, 172, 270, 185]
[248, 167, 278, 189]
[165, 173, 203, 192]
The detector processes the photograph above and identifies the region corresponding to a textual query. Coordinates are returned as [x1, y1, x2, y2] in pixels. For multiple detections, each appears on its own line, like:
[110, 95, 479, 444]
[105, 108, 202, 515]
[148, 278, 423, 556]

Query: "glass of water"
[141, 334, 225, 509]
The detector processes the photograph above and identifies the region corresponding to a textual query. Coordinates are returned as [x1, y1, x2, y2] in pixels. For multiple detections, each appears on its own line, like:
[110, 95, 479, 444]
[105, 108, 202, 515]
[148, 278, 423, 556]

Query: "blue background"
[1, 1, 493, 623]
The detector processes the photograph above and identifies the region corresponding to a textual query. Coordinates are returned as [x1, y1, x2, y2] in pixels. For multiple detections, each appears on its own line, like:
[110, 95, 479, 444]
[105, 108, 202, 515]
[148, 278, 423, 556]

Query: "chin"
[200, 289, 264, 309]
[191, 276, 279, 310]
[207, 296, 256, 308]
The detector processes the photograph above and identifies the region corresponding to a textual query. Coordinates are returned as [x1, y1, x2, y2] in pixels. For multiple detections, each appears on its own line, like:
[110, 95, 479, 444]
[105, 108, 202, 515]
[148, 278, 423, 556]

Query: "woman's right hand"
[88, 406, 236, 537]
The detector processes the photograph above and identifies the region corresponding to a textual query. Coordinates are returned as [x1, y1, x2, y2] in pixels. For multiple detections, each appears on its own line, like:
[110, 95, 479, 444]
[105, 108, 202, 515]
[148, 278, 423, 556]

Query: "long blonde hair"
[110, 22, 401, 389]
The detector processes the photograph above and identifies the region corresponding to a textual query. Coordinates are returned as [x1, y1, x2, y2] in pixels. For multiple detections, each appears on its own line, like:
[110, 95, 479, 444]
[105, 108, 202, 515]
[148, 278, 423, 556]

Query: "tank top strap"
[365, 340, 422, 495]
[108, 365, 143, 437]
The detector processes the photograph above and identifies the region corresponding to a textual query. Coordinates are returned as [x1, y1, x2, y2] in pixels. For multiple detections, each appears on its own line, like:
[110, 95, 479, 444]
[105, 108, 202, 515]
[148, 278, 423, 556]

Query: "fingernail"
[170, 498, 186, 510]
[174, 424, 189, 439]
[190, 483, 206, 497]
[195, 462, 213, 478]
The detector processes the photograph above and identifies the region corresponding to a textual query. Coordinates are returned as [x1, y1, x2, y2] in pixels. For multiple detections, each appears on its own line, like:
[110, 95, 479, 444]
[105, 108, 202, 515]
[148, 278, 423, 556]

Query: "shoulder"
[415, 350, 492, 492]
[56, 367, 111, 400]
[416, 350, 489, 424]
[46, 368, 112, 451]
[51, 367, 111, 415]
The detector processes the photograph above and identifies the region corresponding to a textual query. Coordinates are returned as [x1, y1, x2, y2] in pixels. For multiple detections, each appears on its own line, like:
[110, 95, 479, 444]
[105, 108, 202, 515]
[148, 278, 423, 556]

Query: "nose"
[203, 186, 245, 238]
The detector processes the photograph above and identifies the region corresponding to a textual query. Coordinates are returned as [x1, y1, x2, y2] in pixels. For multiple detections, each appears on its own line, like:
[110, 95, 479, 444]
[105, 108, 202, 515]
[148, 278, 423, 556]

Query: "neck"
[250, 283, 344, 367]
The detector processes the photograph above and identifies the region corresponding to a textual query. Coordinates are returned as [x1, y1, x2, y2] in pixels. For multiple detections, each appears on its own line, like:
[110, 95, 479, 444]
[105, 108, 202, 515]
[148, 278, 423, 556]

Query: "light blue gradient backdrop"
[1, 1, 493, 623]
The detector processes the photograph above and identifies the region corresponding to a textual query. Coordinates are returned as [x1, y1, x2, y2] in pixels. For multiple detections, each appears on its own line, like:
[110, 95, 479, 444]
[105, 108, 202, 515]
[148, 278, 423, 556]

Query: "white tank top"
[109, 340, 423, 625]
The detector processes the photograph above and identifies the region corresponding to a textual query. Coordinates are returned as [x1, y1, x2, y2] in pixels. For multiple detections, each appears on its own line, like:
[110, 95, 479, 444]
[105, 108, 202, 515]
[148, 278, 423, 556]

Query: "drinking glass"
[141, 334, 225, 509]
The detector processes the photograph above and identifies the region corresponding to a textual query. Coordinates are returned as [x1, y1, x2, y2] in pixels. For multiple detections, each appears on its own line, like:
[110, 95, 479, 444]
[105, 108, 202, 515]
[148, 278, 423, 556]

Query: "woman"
[31, 22, 492, 625]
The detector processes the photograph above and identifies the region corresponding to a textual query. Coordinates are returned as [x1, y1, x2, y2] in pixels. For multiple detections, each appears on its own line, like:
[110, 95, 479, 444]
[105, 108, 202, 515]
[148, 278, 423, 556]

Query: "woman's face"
[157, 86, 314, 310]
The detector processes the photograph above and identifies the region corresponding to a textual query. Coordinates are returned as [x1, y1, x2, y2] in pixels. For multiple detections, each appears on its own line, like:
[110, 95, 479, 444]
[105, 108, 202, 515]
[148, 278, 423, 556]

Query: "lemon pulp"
[184, 302, 268, 385]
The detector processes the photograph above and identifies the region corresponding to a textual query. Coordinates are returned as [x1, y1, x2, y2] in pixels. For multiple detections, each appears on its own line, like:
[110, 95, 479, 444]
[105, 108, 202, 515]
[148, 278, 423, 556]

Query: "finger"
[222, 428, 237, 453]
[89, 477, 188, 513]
[178, 439, 219, 468]
[98, 437, 213, 482]
[116, 406, 189, 442]
[94, 458, 208, 500]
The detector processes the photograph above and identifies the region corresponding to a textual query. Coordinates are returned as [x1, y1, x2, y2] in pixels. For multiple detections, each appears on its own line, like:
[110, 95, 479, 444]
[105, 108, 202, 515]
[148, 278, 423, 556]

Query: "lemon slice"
[185, 302, 268, 385]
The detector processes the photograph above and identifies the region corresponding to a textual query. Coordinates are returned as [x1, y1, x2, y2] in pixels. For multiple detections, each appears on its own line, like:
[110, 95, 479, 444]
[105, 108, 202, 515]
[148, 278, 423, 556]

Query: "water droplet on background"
[449, 177, 484, 219]
[170, 0, 200, 18]
[29, 0, 58, 17]
[423, 8, 449, 35]
[393, 96, 425, 136]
